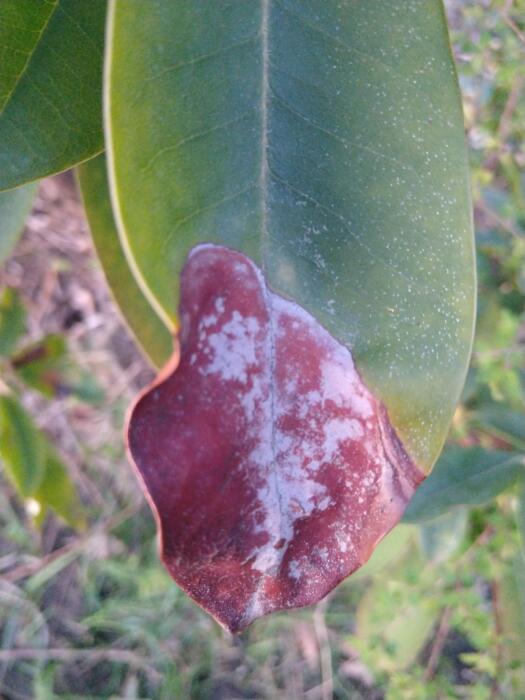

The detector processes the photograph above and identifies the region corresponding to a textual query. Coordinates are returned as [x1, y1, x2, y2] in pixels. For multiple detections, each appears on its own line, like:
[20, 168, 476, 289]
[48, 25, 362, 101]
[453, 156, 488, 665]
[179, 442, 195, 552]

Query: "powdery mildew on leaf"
[127, 244, 425, 632]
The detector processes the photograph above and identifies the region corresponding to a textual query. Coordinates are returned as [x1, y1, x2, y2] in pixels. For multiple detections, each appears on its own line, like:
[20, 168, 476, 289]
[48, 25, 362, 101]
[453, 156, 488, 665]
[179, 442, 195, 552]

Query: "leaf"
[350, 524, 414, 581]
[0, 287, 26, 357]
[11, 334, 68, 397]
[107, 0, 475, 471]
[0, 0, 106, 191]
[353, 550, 439, 672]
[471, 404, 525, 452]
[403, 446, 525, 523]
[0, 0, 58, 114]
[127, 245, 424, 632]
[498, 547, 525, 693]
[0, 395, 84, 528]
[11, 333, 104, 403]
[77, 155, 172, 368]
[0, 183, 37, 263]
[33, 450, 86, 530]
[0, 394, 46, 497]
[418, 507, 469, 563]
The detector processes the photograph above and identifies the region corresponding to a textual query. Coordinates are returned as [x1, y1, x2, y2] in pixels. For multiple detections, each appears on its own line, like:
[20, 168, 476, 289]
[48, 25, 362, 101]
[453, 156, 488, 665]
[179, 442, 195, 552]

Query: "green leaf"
[11, 334, 67, 396]
[353, 550, 440, 672]
[471, 404, 525, 452]
[0, 287, 26, 357]
[0, 394, 46, 496]
[11, 333, 105, 404]
[0, 0, 57, 114]
[351, 524, 414, 581]
[499, 545, 525, 693]
[33, 450, 86, 530]
[418, 507, 469, 563]
[106, 0, 475, 470]
[77, 155, 172, 368]
[0, 394, 84, 528]
[0, 183, 37, 264]
[403, 446, 525, 523]
[0, 0, 107, 191]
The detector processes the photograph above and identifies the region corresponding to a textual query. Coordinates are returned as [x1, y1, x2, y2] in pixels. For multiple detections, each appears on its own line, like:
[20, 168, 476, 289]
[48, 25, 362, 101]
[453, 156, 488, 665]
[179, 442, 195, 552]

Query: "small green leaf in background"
[11, 333, 104, 404]
[0, 394, 45, 497]
[352, 549, 440, 673]
[0, 0, 57, 114]
[0, 183, 37, 264]
[77, 155, 172, 369]
[498, 549, 525, 693]
[419, 507, 469, 564]
[403, 446, 525, 523]
[33, 450, 86, 531]
[11, 334, 67, 397]
[0, 395, 84, 529]
[471, 403, 525, 453]
[351, 525, 414, 581]
[0, 0, 107, 191]
[0, 288, 26, 357]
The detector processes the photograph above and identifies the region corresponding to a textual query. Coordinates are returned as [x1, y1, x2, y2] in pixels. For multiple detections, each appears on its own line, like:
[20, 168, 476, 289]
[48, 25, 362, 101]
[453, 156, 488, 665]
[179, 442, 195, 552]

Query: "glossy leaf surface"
[0, 0, 106, 191]
[0, 183, 37, 264]
[127, 245, 424, 632]
[107, 0, 475, 470]
[0, 0, 57, 114]
[403, 446, 525, 523]
[77, 156, 172, 368]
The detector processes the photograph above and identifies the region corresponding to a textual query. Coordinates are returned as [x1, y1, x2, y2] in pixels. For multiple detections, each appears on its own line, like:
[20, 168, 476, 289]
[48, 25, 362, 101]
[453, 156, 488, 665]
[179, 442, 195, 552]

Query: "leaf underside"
[127, 245, 424, 632]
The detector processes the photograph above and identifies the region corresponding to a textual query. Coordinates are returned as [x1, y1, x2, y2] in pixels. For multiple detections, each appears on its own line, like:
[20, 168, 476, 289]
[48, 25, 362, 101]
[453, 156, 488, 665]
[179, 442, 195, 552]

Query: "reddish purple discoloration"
[127, 244, 424, 632]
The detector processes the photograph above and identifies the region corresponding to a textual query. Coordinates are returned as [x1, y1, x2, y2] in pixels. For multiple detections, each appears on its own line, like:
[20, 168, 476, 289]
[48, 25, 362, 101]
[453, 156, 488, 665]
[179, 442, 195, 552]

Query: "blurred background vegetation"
[0, 1, 524, 698]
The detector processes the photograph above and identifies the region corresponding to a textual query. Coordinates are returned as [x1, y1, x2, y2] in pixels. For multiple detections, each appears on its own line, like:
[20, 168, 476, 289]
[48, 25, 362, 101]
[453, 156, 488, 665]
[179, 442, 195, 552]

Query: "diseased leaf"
[0, 394, 46, 497]
[403, 446, 525, 523]
[0, 0, 106, 191]
[0, 288, 26, 358]
[127, 245, 424, 632]
[0, 0, 57, 114]
[77, 155, 172, 368]
[107, 0, 475, 471]
[0, 183, 37, 264]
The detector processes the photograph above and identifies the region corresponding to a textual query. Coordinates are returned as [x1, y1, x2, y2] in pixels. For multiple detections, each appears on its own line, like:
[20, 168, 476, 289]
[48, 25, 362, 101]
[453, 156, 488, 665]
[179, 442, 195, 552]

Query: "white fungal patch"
[199, 311, 260, 383]
[322, 417, 364, 455]
[320, 360, 373, 419]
